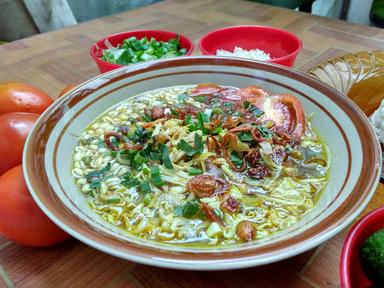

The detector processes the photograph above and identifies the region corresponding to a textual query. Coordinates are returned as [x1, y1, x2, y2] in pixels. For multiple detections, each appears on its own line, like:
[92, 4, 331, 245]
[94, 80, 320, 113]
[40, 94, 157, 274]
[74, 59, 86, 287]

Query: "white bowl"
[23, 57, 382, 270]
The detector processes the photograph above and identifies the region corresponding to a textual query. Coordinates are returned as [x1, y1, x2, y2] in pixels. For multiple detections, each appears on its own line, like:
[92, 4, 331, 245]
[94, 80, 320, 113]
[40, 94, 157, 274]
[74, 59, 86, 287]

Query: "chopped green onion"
[174, 201, 200, 218]
[188, 168, 203, 175]
[211, 98, 221, 107]
[243, 101, 251, 108]
[133, 151, 147, 165]
[141, 114, 152, 122]
[150, 152, 162, 160]
[244, 100, 264, 117]
[106, 197, 120, 204]
[160, 144, 174, 169]
[139, 181, 152, 194]
[143, 193, 153, 205]
[194, 132, 204, 153]
[249, 105, 264, 117]
[258, 125, 273, 139]
[121, 172, 140, 188]
[197, 112, 210, 134]
[150, 166, 165, 187]
[170, 109, 179, 116]
[177, 140, 196, 157]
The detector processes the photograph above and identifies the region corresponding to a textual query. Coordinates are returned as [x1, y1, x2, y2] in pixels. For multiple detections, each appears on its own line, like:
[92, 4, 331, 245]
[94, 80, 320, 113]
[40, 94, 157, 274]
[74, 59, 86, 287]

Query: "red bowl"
[340, 207, 384, 288]
[90, 30, 194, 73]
[199, 25, 302, 67]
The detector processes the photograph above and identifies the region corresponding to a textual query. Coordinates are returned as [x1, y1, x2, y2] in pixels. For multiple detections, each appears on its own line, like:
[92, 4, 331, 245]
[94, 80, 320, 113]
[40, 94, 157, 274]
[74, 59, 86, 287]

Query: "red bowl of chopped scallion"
[90, 30, 194, 73]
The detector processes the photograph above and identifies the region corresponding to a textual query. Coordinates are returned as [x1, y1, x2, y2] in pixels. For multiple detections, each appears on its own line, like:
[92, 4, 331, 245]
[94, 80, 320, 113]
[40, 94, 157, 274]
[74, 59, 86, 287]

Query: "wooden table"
[0, 1, 383, 287]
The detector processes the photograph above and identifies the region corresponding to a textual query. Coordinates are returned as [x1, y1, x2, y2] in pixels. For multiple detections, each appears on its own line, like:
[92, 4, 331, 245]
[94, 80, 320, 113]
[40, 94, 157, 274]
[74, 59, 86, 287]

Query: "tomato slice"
[270, 94, 305, 138]
[237, 88, 305, 138]
[235, 86, 269, 105]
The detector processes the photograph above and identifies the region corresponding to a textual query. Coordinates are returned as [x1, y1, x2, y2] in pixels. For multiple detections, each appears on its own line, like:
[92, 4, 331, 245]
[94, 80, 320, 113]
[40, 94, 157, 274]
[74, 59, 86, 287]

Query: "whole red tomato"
[0, 82, 53, 115]
[0, 112, 39, 175]
[0, 165, 70, 246]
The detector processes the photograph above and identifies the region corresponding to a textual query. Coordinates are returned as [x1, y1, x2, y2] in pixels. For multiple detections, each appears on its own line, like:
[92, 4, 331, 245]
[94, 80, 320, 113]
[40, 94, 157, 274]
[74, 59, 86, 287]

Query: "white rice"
[370, 100, 384, 143]
[216, 46, 272, 61]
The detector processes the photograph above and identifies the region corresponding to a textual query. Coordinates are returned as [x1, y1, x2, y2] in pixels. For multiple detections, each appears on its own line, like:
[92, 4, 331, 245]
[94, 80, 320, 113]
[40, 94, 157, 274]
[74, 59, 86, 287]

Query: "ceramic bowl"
[307, 50, 384, 183]
[90, 30, 194, 73]
[23, 57, 381, 270]
[340, 207, 384, 287]
[199, 26, 302, 67]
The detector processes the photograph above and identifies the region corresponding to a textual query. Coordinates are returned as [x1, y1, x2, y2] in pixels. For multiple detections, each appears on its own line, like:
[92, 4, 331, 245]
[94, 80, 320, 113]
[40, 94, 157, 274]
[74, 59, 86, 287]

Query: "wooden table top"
[0, 0, 384, 287]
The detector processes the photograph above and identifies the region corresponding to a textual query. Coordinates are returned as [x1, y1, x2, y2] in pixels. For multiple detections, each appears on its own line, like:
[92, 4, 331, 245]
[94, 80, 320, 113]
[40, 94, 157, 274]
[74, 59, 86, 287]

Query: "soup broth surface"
[72, 84, 330, 247]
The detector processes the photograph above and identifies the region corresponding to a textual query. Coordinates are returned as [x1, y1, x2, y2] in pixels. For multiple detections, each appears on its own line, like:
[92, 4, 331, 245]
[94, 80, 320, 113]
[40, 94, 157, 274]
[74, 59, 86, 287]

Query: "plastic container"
[340, 206, 384, 288]
[199, 25, 302, 67]
[90, 30, 194, 73]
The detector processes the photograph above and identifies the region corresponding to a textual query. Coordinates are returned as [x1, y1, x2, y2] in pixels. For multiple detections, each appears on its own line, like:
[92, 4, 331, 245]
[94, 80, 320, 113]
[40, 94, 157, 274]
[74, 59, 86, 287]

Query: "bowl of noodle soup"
[23, 57, 381, 270]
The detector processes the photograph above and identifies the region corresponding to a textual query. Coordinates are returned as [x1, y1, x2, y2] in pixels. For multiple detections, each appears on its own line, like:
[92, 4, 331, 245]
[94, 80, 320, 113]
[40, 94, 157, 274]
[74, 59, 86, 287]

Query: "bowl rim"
[89, 29, 195, 70]
[340, 206, 384, 287]
[23, 56, 381, 270]
[198, 25, 303, 63]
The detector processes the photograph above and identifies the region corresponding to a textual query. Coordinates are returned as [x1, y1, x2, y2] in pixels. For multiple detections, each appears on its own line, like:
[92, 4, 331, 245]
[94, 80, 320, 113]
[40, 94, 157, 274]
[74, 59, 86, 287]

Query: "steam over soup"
[72, 84, 330, 246]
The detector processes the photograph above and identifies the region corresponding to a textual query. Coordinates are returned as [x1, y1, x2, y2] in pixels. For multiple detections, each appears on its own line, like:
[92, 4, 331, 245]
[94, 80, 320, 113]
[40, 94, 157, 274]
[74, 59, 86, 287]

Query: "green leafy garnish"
[211, 98, 221, 107]
[195, 95, 208, 103]
[223, 102, 234, 112]
[249, 106, 264, 117]
[185, 114, 198, 132]
[170, 109, 179, 116]
[243, 101, 251, 109]
[149, 151, 162, 161]
[230, 151, 244, 168]
[177, 133, 203, 157]
[128, 126, 148, 142]
[238, 132, 253, 142]
[121, 172, 140, 188]
[160, 144, 174, 169]
[133, 151, 147, 166]
[244, 100, 264, 117]
[143, 193, 153, 205]
[174, 201, 200, 218]
[150, 166, 165, 187]
[97, 138, 106, 148]
[194, 132, 204, 153]
[196, 112, 210, 134]
[106, 197, 121, 204]
[101, 36, 187, 65]
[177, 140, 196, 157]
[85, 162, 112, 190]
[258, 125, 273, 139]
[141, 114, 152, 122]
[188, 168, 203, 175]
[139, 181, 152, 194]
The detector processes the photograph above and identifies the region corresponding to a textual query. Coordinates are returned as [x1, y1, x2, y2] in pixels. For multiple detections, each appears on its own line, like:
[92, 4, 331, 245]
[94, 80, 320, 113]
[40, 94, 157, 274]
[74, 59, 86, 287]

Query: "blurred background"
[0, 0, 381, 42]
